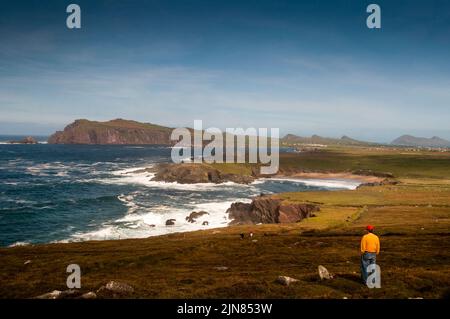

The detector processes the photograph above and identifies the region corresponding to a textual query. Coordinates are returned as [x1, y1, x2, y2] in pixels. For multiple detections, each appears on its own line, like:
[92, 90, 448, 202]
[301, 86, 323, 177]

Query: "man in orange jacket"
[360, 225, 380, 284]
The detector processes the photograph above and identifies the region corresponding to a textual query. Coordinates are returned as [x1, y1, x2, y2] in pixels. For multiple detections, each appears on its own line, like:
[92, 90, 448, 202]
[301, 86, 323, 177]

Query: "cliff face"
[152, 163, 256, 184]
[48, 119, 174, 145]
[227, 196, 319, 225]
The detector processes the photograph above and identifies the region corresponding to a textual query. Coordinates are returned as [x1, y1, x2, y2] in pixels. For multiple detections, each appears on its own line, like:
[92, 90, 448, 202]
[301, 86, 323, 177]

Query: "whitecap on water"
[261, 177, 360, 190]
[8, 241, 31, 247]
[65, 198, 247, 242]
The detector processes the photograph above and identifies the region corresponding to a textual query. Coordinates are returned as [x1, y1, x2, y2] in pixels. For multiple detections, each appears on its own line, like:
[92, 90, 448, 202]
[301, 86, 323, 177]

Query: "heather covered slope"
[48, 119, 174, 145]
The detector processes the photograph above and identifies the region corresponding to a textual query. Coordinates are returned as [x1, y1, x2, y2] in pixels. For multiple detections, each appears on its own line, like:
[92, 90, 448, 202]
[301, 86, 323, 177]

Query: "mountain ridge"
[281, 133, 372, 146]
[391, 134, 450, 148]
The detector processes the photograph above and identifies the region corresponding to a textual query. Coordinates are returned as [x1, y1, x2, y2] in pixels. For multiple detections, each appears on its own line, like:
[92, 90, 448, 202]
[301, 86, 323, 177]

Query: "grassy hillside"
[209, 147, 450, 179]
[279, 148, 450, 179]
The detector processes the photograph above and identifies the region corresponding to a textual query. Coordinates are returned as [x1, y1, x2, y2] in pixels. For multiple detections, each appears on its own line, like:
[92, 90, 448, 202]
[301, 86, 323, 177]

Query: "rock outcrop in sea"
[8, 136, 38, 144]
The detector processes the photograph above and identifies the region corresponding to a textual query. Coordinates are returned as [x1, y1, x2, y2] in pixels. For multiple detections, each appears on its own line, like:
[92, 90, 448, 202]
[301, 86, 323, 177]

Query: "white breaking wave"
[60, 165, 361, 243]
[88, 165, 250, 191]
[8, 241, 31, 247]
[66, 198, 249, 242]
[261, 177, 361, 190]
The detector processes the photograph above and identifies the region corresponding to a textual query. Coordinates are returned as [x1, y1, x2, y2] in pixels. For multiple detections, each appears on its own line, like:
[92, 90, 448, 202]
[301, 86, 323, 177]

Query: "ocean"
[0, 136, 360, 247]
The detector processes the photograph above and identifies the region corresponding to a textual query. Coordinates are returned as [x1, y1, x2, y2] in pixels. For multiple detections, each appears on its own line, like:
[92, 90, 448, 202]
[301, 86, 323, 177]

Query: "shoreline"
[275, 172, 385, 184]
[4, 174, 364, 249]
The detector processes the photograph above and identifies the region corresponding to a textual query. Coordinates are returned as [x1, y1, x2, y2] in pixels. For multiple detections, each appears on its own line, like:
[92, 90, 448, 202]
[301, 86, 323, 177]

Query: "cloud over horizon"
[1, 0, 450, 142]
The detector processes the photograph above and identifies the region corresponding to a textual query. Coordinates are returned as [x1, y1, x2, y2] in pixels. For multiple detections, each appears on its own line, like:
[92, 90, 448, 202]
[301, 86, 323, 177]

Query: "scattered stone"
[165, 219, 176, 226]
[202, 221, 209, 226]
[276, 276, 299, 286]
[186, 211, 209, 223]
[240, 233, 245, 239]
[318, 265, 333, 280]
[35, 290, 62, 299]
[24, 260, 32, 265]
[35, 289, 80, 299]
[252, 239, 258, 243]
[213, 266, 229, 271]
[97, 281, 135, 295]
[80, 292, 97, 299]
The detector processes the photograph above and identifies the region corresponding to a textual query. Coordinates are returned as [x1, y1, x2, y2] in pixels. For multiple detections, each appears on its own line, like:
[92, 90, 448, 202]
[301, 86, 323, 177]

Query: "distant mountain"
[391, 135, 450, 148]
[48, 119, 174, 145]
[281, 134, 371, 146]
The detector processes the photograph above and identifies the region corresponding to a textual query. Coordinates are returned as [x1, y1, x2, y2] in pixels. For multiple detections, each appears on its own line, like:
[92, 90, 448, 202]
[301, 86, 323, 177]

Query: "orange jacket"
[361, 233, 380, 254]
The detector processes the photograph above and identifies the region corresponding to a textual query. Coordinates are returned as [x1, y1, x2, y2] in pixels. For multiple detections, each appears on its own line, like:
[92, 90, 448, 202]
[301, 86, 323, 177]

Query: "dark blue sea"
[0, 136, 360, 247]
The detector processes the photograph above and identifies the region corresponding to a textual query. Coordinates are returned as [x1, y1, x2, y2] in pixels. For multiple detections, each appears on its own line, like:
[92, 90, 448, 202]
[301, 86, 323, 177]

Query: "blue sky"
[0, 0, 449, 142]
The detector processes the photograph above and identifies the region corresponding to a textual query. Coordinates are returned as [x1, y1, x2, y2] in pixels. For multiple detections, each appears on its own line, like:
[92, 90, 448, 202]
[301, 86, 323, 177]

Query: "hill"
[281, 134, 371, 146]
[391, 135, 450, 148]
[48, 119, 174, 145]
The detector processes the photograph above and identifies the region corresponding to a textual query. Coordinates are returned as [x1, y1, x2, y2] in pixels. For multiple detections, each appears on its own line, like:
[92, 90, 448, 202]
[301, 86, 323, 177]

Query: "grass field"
[1, 146, 449, 299]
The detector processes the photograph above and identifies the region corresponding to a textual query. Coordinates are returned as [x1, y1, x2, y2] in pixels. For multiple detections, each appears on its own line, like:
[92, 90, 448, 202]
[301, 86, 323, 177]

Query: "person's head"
[366, 225, 374, 233]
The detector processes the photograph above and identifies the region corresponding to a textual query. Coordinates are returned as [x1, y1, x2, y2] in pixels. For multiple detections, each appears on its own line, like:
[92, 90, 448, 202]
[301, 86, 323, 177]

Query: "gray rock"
[213, 266, 229, 271]
[35, 290, 62, 299]
[102, 281, 134, 294]
[35, 289, 80, 299]
[80, 292, 97, 299]
[186, 211, 209, 223]
[318, 265, 333, 280]
[276, 276, 299, 286]
[165, 219, 176, 226]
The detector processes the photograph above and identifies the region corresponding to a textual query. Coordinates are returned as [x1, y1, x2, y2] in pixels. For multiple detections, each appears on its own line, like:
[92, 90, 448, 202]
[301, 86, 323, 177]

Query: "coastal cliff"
[48, 119, 174, 145]
[227, 196, 320, 225]
[151, 163, 256, 184]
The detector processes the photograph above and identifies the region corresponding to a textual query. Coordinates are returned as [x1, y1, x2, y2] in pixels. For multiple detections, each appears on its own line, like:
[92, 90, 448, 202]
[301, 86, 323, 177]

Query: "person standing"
[360, 225, 380, 285]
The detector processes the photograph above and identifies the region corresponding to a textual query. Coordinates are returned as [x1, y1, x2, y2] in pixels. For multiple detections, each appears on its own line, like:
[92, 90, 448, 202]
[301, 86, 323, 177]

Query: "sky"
[0, 0, 449, 142]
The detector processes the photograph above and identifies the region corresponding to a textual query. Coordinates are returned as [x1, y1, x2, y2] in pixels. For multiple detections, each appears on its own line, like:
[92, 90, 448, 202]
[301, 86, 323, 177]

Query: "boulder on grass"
[276, 276, 299, 286]
[318, 265, 333, 280]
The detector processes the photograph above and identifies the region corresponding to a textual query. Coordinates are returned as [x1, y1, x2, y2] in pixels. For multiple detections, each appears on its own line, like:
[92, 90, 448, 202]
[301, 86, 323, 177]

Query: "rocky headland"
[226, 196, 320, 225]
[48, 119, 174, 145]
[151, 163, 257, 184]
